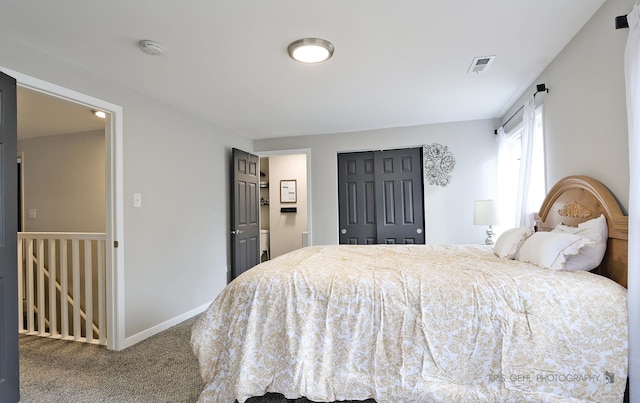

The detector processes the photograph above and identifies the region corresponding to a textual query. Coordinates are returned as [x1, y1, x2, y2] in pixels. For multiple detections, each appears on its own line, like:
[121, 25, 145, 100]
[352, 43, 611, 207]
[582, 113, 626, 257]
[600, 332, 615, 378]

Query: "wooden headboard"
[534, 175, 628, 288]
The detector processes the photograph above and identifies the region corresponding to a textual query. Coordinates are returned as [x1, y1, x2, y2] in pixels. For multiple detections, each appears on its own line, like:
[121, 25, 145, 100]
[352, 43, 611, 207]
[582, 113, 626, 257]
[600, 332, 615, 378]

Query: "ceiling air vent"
[468, 55, 495, 74]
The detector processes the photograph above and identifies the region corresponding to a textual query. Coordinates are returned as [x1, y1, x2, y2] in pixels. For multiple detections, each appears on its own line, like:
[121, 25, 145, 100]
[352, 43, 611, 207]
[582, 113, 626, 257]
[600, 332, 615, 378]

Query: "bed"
[191, 175, 629, 402]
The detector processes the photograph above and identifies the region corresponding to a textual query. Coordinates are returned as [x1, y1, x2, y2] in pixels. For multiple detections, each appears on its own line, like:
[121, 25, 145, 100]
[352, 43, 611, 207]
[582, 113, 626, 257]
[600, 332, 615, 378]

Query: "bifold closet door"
[374, 147, 425, 244]
[338, 151, 377, 244]
[338, 147, 424, 245]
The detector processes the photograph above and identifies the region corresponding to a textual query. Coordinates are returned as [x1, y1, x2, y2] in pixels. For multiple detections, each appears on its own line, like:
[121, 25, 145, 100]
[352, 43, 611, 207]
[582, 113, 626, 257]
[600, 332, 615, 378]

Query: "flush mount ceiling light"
[92, 109, 106, 119]
[138, 39, 163, 56]
[287, 38, 334, 63]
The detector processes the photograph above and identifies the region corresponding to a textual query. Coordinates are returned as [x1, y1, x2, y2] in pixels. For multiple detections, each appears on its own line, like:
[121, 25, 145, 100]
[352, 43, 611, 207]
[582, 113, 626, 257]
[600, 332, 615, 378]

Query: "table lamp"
[474, 200, 499, 245]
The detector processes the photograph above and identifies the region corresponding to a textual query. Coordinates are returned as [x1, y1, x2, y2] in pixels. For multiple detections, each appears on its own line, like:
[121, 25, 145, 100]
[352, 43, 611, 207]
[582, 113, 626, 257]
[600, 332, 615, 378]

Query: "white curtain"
[625, 4, 640, 402]
[515, 96, 536, 227]
[496, 127, 516, 227]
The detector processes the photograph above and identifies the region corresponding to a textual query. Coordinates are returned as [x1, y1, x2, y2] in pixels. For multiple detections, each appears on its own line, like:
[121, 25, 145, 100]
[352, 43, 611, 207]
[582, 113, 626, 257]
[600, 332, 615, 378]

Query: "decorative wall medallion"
[423, 143, 456, 187]
[558, 201, 592, 218]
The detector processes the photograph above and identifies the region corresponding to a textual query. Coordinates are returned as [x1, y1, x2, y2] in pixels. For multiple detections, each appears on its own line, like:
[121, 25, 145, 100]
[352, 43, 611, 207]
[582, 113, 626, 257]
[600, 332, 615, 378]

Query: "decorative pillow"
[494, 226, 534, 259]
[515, 232, 595, 270]
[551, 214, 608, 271]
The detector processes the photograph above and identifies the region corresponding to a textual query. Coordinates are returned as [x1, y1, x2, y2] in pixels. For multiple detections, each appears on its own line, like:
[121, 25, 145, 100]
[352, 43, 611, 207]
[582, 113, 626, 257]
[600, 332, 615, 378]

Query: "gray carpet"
[19, 316, 375, 403]
[19, 316, 204, 402]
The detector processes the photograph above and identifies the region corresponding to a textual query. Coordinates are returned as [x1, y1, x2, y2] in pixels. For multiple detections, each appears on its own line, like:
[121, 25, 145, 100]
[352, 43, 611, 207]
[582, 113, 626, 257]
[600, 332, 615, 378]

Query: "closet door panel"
[374, 147, 425, 244]
[338, 152, 377, 244]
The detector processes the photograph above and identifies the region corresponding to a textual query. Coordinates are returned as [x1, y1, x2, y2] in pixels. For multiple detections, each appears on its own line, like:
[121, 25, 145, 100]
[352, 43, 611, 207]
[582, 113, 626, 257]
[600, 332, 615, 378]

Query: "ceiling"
[17, 87, 105, 139]
[1, 0, 606, 140]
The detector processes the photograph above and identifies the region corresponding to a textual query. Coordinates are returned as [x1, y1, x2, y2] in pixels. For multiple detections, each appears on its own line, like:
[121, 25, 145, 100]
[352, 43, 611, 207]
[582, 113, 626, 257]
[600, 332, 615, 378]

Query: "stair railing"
[18, 232, 107, 345]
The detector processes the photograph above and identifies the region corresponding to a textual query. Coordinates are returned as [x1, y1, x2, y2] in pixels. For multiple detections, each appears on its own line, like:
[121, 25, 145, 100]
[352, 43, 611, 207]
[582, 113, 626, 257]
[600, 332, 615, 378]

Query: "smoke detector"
[467, 55, 495, 74]
[138, 40, 163, 56]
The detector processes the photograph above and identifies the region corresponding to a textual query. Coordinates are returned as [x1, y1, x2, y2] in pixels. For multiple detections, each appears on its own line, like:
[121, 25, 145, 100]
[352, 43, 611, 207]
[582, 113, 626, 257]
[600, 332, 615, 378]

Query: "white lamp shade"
[474, 200, 499, 225]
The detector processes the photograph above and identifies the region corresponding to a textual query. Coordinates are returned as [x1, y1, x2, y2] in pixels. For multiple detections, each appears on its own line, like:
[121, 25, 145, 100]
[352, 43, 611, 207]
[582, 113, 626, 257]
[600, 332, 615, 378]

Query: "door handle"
[341, 229, 347, 234]
[231, 229, 245, 235]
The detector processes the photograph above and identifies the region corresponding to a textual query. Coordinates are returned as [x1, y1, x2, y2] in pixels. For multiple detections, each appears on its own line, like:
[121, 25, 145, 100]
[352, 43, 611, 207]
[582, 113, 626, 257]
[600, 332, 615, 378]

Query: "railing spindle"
[60, 239, 69, 339]
[37, 239, 46, 334]
[48, 238, 58, 337]
[26, 238, 35, 333]
[72, 239, 81, 341]
[17, 237, 23, 332]
[84, 240, 93, 343]
[98, 239, 106, 345]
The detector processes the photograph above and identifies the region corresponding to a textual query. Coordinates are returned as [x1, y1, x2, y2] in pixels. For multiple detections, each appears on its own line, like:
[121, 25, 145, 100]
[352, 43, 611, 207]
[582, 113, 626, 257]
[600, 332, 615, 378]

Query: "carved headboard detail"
[557, 201, 593, 218]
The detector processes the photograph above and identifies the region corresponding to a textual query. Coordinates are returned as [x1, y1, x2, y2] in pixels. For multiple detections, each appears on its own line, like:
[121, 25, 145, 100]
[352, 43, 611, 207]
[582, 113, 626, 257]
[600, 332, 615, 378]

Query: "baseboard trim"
[123, 301, 212, 349]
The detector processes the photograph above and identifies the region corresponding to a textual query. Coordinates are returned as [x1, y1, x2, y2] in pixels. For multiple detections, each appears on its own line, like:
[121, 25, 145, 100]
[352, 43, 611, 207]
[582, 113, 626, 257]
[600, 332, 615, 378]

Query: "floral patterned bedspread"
[191, 244, 628, 403]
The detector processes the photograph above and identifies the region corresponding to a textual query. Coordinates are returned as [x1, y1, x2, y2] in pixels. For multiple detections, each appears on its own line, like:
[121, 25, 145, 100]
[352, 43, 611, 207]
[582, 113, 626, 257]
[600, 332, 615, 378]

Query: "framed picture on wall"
[280, 180, 297, 203]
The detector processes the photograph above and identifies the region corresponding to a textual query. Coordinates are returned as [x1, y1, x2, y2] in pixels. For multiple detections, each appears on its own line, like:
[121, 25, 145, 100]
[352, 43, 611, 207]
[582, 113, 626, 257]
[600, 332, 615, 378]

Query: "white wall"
[267, 154, 308, 258]
[123, 103, 250, 338]
[19, 130, 105, 232]
[500, 0, 635, 399]
[255, 119, 499, 245]
[0, 34, 252, 342]
[501, 0, 632, 212]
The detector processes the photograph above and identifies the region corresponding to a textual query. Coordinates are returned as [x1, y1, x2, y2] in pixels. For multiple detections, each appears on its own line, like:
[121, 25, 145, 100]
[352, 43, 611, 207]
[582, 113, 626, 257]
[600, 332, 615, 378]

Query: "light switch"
[28, 208, 37, 219]
[133, 193, 142, 208]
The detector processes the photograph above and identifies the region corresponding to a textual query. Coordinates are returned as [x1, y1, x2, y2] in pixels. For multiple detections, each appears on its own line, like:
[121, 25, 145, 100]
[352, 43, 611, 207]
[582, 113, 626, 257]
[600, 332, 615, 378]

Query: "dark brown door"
[231, 148, 260, 279]
[338, 147, 424, 244]
[0, 71, 19, 402]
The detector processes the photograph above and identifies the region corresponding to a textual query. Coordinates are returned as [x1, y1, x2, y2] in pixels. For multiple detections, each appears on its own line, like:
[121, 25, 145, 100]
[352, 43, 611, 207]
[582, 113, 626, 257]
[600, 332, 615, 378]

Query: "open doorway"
[257, 150, 311, 260]
[17, 87, 107, 344]
[4, 67, 125, 350]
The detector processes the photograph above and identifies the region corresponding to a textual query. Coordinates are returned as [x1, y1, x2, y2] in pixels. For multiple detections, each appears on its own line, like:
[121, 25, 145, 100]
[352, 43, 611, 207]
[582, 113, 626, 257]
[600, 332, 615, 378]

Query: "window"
[497, 105, 545, 228]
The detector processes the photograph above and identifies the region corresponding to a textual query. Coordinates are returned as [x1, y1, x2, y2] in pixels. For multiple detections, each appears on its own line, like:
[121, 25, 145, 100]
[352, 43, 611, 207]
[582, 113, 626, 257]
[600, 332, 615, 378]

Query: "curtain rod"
[493, 83, 549, 135]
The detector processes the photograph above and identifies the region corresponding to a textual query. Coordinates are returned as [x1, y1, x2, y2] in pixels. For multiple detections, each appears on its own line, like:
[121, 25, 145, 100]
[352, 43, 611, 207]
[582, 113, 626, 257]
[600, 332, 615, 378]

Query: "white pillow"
[551, 214, 608, 271]
[516, 232, 595, 270]
[494, 226, 534, 259]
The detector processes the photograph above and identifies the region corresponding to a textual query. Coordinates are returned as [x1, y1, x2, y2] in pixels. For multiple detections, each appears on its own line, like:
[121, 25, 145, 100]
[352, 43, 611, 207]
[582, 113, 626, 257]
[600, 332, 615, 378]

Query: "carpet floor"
[19, 316, 204, 402]
[19, 315, 374, 403]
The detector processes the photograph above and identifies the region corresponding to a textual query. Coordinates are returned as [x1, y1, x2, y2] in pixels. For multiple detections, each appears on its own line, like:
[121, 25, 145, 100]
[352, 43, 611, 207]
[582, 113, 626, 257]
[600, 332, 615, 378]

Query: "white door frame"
[1, 67, 125, 351]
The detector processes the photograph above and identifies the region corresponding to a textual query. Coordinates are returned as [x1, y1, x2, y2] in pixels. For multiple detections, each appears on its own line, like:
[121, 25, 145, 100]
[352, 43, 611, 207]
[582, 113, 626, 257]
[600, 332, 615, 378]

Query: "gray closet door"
[338, 151, 377, 244]
[338, 147, 424, 244]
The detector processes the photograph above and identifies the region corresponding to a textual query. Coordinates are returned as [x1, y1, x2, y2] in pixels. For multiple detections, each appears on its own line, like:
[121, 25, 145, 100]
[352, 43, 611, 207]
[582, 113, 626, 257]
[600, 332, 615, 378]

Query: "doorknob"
[231, 229, 245, 235]
[341, 229, 347, 234]
[417, 228, 423, 234]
